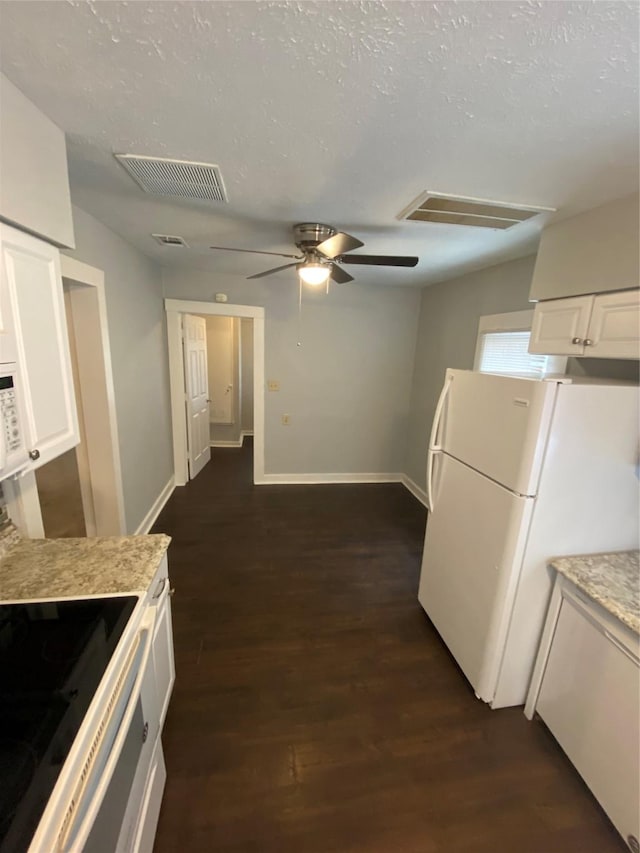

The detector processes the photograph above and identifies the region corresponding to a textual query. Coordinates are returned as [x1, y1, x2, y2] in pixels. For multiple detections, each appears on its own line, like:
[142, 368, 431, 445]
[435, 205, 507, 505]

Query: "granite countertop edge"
[550, 550, 640, 636]
[0, 532, 172, 602]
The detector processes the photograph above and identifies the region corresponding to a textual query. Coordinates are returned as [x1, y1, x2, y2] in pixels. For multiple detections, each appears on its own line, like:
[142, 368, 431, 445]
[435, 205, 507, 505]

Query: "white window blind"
[478, 331, 551, 378]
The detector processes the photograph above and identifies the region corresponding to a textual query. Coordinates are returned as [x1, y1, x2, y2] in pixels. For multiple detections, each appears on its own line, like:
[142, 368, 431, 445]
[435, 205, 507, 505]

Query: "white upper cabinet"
[529, 194, 639, 302]
[586, 290, 640, 359]
[529, 295, 593, 356]
[1, 224, 79, 469]
[530, 290, 640, 359]
[0, 73, 75, 249]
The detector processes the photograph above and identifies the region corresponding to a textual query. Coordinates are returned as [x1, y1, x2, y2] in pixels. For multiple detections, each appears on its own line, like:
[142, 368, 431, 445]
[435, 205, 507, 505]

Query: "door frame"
[5, 255, 126, 536]
[164, 299, 265, 486]
[61, 255, 126, 534]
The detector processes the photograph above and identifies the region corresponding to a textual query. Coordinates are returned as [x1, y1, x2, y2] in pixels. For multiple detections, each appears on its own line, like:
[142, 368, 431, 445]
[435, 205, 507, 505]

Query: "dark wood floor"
[151, 440, 623, 853]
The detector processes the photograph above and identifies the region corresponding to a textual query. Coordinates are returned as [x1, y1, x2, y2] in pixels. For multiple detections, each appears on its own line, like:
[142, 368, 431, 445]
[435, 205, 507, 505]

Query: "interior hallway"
[151, 440, 623, 853]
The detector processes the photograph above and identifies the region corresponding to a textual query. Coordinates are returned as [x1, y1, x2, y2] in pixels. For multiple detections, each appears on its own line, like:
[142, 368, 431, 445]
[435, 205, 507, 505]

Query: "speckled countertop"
[0, 530, 171, 602]
[551, 550, 640, 635]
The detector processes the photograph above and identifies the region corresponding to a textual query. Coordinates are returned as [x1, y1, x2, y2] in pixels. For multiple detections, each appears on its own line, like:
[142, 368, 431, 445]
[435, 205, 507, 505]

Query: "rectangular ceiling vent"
[399, 191, 554, 230]
[151, 233, 189, 248]
[115, 154, 227, 203]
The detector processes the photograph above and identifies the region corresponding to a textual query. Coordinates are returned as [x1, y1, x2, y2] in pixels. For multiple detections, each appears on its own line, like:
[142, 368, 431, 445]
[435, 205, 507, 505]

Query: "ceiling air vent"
[152, 234, 189, 248]
[399, 192, 554, 229]
[115, 154, 227, 203]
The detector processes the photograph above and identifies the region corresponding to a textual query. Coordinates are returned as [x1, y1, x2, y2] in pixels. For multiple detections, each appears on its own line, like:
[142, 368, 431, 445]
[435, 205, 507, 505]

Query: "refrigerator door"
[418, 452, 534, 704]
[433, 369, 559, 496]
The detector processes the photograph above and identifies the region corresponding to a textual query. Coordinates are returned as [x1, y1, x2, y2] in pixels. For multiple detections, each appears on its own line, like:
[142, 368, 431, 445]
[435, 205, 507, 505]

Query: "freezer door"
[434, 369, 557, 496]
[418, 453, 534, 704]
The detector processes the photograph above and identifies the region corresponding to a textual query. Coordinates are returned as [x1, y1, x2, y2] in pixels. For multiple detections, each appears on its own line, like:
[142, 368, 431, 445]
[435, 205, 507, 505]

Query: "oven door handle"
[55, 608, 157, 853]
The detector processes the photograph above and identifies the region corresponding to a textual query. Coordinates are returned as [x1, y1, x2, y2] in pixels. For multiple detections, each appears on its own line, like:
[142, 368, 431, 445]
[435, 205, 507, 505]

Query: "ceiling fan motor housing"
[293, 223, 336, 250]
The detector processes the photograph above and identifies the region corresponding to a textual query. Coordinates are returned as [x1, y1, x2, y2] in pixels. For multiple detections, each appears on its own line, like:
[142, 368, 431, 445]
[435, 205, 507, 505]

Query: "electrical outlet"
[281, 413, 290, 425]
[268, 380, 280, 391]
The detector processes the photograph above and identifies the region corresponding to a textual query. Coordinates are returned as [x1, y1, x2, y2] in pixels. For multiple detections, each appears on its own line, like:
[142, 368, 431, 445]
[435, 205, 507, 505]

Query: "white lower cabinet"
[149, 557, 176, 732]
[0, 223, 79, 469]
[527, 582, 640, 849]
[529, 289, 640, 359]
[133, 738, 167, 853]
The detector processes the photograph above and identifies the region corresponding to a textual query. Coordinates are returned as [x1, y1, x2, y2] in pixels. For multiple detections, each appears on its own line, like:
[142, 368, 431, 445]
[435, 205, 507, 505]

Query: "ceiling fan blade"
[316, 231, 364, 259]
[246, 262, 299, 280]
[211, 246, 301, 259]
[329, 263, 354, 284]
[337, 254, 419, 267]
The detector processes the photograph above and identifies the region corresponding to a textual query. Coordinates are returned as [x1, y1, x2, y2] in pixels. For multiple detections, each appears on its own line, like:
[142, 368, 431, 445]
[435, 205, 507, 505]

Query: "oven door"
[53, 608, 159, 853]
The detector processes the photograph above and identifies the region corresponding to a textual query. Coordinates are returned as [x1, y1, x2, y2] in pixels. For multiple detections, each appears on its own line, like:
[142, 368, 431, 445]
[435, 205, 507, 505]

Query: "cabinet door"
[529, 295, 593, 355]
[537, 598, 640, 844]
[586, 290, 640, 359]
[152, 589, 175, 731]
[1, 225, 78, 468]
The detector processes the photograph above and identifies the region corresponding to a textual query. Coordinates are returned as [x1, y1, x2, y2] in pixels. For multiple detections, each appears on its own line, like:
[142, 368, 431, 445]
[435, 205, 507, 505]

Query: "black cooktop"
[0, 596, 137, 853]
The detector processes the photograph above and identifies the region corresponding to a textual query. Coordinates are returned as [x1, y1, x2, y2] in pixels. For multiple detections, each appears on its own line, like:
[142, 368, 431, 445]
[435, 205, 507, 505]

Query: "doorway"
[206, 316, 254, 448]
[165, 299, 265, 486]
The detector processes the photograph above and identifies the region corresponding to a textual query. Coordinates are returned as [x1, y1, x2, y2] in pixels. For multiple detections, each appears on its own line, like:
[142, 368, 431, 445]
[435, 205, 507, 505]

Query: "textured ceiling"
[0, 1, 638, 287]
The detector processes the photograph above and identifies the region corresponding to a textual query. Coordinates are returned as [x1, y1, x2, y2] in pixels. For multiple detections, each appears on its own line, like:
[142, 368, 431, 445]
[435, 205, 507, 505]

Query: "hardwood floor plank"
[151, 439, 624, 852]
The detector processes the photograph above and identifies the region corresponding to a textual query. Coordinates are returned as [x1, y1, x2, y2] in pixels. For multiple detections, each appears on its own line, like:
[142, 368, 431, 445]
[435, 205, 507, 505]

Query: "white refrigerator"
[417, 368, 639, 709]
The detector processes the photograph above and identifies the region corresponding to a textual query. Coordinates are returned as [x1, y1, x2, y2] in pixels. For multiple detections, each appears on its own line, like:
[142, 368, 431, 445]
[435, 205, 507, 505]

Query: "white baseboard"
[401, 474, 428, 508]
[210, 430, 253, 448]
[135, 477, 175, 535]
[256, 470, 427, 508]
[258, 472, 403, 485]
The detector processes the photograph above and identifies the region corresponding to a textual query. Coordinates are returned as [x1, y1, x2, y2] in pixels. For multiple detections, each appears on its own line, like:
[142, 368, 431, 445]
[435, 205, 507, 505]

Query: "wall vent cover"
[399, 191, 554, 229]
[115, 154, 227, 203]
[151, 233, 189, 248]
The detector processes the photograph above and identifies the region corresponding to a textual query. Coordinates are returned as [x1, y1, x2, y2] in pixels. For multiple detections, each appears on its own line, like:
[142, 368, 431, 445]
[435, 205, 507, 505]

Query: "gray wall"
[64, 206, 173, 533]
[404, 255, 536, 491]
[162, 268, 421, 475]
[240, 318, 254, 433]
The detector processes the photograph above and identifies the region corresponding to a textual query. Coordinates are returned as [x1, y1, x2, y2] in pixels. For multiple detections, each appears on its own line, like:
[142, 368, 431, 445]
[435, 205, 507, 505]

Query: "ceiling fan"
[210, 223, 419, 285]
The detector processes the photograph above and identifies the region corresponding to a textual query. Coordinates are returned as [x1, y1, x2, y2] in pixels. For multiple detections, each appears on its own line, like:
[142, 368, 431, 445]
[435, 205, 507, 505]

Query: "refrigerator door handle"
[426, 375, 453, 512]
[426, 447, 440, 513]
[429, 374, 453, 453]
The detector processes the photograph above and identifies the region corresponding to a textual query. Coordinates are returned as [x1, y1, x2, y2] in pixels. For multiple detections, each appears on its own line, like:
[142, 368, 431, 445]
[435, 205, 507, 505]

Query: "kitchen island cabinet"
[525, 552, 640, 851]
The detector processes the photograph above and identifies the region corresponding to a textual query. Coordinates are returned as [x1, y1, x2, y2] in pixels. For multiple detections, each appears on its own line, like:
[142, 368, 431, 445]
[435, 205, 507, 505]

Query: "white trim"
[165, 298, 264, 320]
[209, 430, 254, 449]
[257, 472, 403, 485]
[134, 477, 175, 535]
[401, 474, 428, 507]
[165, 299, 264, 486]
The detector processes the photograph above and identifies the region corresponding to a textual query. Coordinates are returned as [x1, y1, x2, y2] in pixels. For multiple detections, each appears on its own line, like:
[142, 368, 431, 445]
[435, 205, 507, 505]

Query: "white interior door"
[206, 316, 235, 424]
[183, 314, 210, 479]
[418, 452, 534, 703]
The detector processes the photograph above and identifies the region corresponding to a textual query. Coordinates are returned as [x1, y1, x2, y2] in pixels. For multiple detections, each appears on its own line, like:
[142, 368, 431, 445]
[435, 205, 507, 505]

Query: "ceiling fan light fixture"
[297, 262, 331, 286]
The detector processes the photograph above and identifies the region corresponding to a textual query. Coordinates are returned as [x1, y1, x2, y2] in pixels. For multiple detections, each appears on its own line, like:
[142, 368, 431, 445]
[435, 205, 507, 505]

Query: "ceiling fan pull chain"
[297, 277, 303, 347]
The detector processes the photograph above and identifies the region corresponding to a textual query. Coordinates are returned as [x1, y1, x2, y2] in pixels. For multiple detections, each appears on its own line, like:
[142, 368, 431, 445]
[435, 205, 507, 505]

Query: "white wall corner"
[135, 477, 175, 535]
